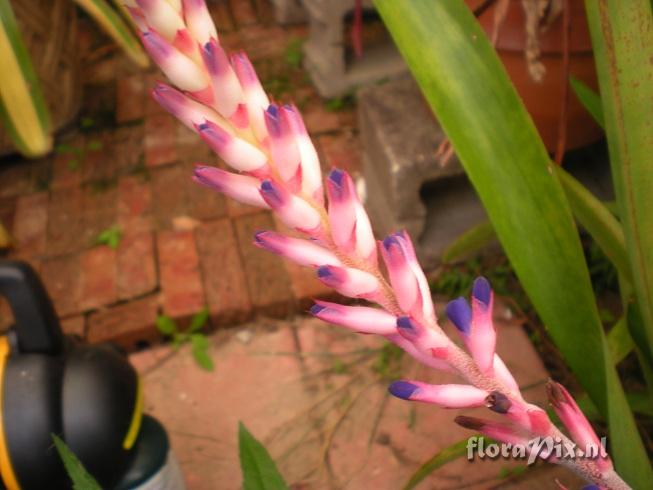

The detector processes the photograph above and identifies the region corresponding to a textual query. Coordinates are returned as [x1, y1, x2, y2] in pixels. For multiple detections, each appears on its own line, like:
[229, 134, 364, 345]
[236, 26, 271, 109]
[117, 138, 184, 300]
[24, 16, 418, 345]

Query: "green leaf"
[95, 225, 122, 249]
[403, 437, 475, 490]
[607, 316, 634, 364]
[190, 333, 209, 350]
[155, 315, 177, 336]
[239, 422, 288, 490]
[189, 307, 209, 333]
[284, 37, 303, 69]
[569, 76, 604, 128]
[86, 139, 103, 151]
[555, 166, 631, 285]
[376, 1, 651, 484]
[191, 334, 213, 371]
[442, 220, 496, 263]
[52, 434, 102, 490]
[586, 0, 653, 381]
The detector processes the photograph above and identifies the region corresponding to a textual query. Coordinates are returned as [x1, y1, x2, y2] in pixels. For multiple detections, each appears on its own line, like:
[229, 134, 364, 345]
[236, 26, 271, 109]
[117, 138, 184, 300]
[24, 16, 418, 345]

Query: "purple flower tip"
[446, 298, 472, 335]
[472, 276, 491, 306]
[317, 266, 332, 279]
[266, 104, 279, 118]
[485, 391, 511, 414]
[388, 381, 420, 400]
[382, 235, 400, 252]
[582, 486, 600, 490]
[396, 316, 416, 333]
[259, 180, 283, 207]
[328, 169, 345, 186]
[253, 231, 266, 244]
[197, 122, 210, 131]
[310, 304, 325, 316]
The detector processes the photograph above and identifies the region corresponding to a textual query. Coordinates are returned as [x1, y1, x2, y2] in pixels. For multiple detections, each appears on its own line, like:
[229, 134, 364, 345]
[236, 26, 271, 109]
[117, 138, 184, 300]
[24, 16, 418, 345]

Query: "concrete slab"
[131, 313, 583, 489]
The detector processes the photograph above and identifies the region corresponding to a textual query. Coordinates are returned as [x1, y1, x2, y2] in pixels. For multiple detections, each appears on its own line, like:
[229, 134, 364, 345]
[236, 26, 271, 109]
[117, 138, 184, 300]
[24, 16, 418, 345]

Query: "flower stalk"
[129, 2, 631, 488]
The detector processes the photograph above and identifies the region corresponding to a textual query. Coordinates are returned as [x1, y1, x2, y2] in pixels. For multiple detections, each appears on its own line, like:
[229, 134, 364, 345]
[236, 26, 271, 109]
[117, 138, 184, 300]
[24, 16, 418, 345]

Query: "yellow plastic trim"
[0, 337, 20, 490]
[122, 377, 143, 450]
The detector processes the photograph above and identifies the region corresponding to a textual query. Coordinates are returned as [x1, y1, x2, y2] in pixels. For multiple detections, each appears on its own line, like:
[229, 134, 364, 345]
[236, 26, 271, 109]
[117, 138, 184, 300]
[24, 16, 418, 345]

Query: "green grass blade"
[403, 437, 474, 490]
[73, 0, 149, 68]
[0, 0, 51, 156]
[585, 0, 653, 383]
[375, 1, 652, 484]
[239, 422, 288, 490]
[555, 166, 631, 284]
[569, 76, 604, 128]
[442, 220, 496, 264]
[52, 434, 102, 490]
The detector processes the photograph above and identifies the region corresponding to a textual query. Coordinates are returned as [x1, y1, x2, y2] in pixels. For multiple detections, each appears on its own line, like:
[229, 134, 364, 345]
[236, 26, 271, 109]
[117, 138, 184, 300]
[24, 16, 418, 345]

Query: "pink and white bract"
[130, 2, 630, 489]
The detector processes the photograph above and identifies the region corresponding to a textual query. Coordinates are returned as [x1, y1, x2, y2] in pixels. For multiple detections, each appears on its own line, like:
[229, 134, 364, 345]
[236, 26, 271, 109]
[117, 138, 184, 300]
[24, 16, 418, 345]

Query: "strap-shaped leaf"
[239, 422, 288, 490]
[0, 0, 51, 156]
[570, 76, 604, 128]
[375, 0, 651, 485]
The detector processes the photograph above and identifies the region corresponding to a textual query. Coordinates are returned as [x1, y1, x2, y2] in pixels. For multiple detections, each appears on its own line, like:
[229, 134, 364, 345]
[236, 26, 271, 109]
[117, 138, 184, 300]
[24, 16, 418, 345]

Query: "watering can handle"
[0, 260, 63, 355]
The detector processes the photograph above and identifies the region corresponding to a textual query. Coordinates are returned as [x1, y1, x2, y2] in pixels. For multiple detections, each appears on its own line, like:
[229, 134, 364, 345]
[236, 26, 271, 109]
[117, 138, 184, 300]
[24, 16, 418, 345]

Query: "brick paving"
[0, 1, 360, 348]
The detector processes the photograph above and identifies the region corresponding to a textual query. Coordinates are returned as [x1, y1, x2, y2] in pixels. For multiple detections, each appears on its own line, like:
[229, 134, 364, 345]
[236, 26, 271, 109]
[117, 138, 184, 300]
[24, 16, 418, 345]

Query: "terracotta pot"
[466, 1, 602, 152]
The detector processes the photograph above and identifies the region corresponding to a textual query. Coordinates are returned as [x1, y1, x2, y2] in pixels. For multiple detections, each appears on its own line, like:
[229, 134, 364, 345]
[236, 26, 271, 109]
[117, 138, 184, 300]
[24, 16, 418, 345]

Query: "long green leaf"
[73, 0, 149, 68]
[0, 0, 51, 156]
[52, 434, 102, 490]
[585, 0, 653, 385]
[607, 316, 634, 364]
[239, 422, 288, 490]
[555, 166, 631, 284]
[569, 76, 604, 128]
[403, 437, 474, 490]
[442, 220, 496, 264]
[375, 1, 651, 485]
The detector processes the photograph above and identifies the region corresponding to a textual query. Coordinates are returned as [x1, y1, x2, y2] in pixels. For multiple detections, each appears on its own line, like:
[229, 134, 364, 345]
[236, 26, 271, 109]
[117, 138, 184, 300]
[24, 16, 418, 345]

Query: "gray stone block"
[302, 0, 407, 98]
[358, 76, 488, 267]
[270, 0, 306, 25]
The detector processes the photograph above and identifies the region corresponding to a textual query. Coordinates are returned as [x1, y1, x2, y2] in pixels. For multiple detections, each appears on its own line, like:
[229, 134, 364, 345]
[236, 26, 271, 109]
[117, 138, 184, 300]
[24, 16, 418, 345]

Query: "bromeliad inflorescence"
[127, 1, 630, 488]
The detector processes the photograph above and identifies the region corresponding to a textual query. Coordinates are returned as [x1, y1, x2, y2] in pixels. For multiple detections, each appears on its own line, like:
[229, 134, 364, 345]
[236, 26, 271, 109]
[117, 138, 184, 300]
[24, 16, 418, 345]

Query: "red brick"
[12, 192, 48, 256]
[118, 175, 153, 233]
[116, 75, 145, 123]
[301, 97, 341, 135]
[41, 255, 81, 317]
[81, 186, 118, 246]
[47, 188, 84, 256]
[112, 125, 145, 172]
[61, 315, 86, 338]
[208, 0, 236, 33]
[0, 198, 16, 238]
[157, 230, 205, 318]
[233, 211, 294, 315]
[145, 114, 178, 167]
[145, 73, 167, 116]
[229, 0, 258, 27]
[117, 231, 157, 300]
[196, 219, 251, 324]
[233, 25, 287, 61]
[0, 161, 39, 198]
[176, 123, 213, 163]
[316, 131, 362, 176]
[184, 162, 227, 221]
[81, 132, 117, 183]
[87, 295, 159, 350]
[151, 164, 188, 229]
[51, 151, 83, 190]
[80, 246, 117, 311]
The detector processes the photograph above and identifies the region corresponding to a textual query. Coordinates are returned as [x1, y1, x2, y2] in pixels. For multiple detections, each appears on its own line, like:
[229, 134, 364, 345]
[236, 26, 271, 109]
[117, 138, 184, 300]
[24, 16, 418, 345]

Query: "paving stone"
[12, 192, 48, 256]
[229, 0, 258, 27]
[47, 187, 84, 256]
[317, 130, 362, 176]
[117, 231, 157, 301]
[132, 315, 558, 489]
[157, 230, 205, 318]
[116, 75, 146, 123]
[233, 211, 294, 316]
[151, 164, 188, 229]
[80, 246, 118, 311]
[118, 175, 153, 233]
[195, 219, 251, 325]
[87, 295, 160, 350]
[145, 114, 178, 167]
[41, 254, 82, 317]
[61, 315, 86, 338]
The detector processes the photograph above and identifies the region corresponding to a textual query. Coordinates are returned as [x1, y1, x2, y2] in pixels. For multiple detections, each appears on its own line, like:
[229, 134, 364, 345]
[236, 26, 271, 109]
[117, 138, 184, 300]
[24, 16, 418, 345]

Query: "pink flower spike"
[202, 39, 246, 119]
[193, 166, 269, 209]
[389, 381, 488, 408]
[231, 51, 270, 143]
[259, 180, 321, 233]
[196, 120, 267, 173]
[396, 230, 435, 321]
[254, 232, 340, 268]
[310, 301, 397, 335]
[326, 169, 357, 251]
[381, 233, 421, 315]
[182, 0, 218, 45]
[316, 265, 380, 300]
[172, 28, 201, 62]
[136, 0, 185, 42]
[493, 354, 522, 397]
[469, 276, 496, 373]
[126, 6, 148, 31]
[152, 83, 223, 131]
[264, 105, 301, 187]
[546, 381, 613, 473]
[281, 105, 323, 202]
[141, 30, 209, 92]
[387, 334, 453, 372]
